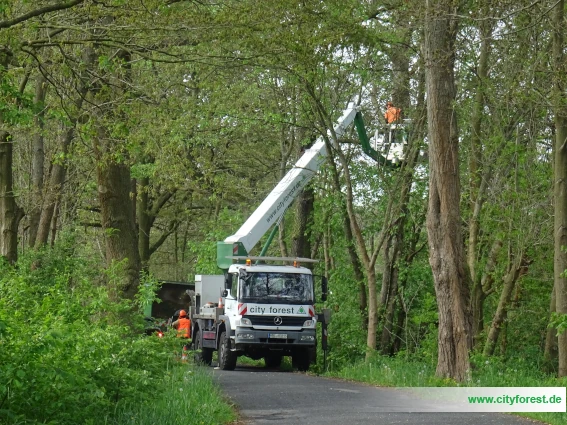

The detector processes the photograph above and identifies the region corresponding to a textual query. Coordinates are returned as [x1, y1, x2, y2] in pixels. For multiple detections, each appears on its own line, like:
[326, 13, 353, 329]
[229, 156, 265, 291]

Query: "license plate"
[268, 333, 287, 339]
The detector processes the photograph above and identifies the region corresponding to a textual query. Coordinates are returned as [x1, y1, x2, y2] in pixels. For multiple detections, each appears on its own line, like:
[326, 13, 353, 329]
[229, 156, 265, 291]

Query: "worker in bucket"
[384, 101, 402, 124]
[383, 101, 402, 148]
[172, 309, 191, 360]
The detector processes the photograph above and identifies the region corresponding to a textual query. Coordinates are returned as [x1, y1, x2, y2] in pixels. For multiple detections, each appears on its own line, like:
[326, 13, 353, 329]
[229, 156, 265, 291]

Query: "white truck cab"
[226, 262, 317, 367]
[192, 258, 321, 371]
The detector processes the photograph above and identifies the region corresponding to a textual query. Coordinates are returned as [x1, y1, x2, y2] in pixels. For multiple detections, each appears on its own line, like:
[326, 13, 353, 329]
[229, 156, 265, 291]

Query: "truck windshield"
[240, 272, 314, 304]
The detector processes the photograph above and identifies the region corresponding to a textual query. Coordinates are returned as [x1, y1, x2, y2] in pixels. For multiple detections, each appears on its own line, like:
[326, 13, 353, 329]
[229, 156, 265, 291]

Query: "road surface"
[213, 365, 542, 425]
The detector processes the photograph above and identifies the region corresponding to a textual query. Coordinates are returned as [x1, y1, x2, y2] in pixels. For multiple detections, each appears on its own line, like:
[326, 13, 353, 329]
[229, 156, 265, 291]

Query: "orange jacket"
[384, 106, 402, 124]
[173, 317, 191, 338]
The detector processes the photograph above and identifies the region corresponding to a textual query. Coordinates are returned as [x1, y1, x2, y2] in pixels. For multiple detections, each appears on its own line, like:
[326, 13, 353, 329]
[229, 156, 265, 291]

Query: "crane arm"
[224, 104, 359, 254]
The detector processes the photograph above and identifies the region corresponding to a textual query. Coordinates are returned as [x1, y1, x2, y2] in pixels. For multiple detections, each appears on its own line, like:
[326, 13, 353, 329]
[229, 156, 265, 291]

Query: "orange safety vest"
[384, 106, 402, 124]
[175, 317, 191, 339]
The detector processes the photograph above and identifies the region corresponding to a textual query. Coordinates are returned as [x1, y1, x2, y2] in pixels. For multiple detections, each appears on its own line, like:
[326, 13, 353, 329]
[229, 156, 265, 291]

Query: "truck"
[189, 103, 406, 371]
[191, 258, 325, 370]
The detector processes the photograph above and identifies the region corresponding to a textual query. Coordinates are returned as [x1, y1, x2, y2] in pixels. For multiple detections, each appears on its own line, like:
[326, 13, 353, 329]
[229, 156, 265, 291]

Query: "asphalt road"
[213, 365, 542, 425]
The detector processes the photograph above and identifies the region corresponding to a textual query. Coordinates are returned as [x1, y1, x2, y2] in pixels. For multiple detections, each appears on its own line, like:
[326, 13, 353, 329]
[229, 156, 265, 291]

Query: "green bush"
[0, 243, 179, 425]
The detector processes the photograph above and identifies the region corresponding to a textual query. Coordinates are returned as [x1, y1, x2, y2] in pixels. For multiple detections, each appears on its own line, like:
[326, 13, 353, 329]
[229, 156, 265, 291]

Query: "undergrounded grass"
[325, 353, 567, 425]
[107, 365, 236, 425]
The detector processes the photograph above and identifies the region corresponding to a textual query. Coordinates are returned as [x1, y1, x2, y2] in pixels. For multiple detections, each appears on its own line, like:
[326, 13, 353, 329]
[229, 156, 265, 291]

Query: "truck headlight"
[237, 333, 254, 339]
[303, 319, 314, 327]
[300, 335, 315, 341]
[240, 318, 252, 326]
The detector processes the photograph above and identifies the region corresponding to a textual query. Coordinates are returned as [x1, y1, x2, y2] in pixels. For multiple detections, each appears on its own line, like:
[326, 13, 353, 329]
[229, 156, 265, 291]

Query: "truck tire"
[292, 349, 310, 371]
[264, 353, 282, 368]
[194, 330, 213, 366]
[218, 331, 237, 370]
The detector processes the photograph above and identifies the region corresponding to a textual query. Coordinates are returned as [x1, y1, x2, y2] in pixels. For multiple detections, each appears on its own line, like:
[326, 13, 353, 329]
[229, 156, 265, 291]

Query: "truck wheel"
[264, 354, 282, 368]
[218, 331, 237, 370]
[194, 330, 213, 366]
[292, 349, 311, 371]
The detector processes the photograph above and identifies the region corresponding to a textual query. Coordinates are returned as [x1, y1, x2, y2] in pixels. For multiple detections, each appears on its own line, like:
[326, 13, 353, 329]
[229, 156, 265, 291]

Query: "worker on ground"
[384, 101, 402, 124]
[172, 309, 191, 360]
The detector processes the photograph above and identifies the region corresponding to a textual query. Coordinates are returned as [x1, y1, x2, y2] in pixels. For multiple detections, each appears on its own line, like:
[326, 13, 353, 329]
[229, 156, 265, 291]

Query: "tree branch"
[0, 0, 85, 29]
[149, 220, 179, 256]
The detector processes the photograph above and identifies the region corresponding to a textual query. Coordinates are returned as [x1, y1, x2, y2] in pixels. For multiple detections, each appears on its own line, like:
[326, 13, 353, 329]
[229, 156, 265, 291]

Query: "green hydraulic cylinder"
[256, 224, 279, 263]
[353, 112, 395, 167]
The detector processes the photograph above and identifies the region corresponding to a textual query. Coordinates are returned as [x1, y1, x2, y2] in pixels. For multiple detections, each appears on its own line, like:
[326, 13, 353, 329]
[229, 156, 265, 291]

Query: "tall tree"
[28, 73, 48, 247]
[552, 0, 567, 378]
[467, 3, 494, 343]
[0, 50, 25, 264]
[424, 0, 472, 380]
[90, 48, 140, 300]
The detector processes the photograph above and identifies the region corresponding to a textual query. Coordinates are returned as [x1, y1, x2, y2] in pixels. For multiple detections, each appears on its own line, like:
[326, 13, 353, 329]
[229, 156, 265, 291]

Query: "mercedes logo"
[274, 316, 283, 325]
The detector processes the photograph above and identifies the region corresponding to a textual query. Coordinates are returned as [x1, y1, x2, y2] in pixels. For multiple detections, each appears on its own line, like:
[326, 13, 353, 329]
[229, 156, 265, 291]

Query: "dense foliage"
[1, 1, 567, 422]
[0, 239, 217, 424]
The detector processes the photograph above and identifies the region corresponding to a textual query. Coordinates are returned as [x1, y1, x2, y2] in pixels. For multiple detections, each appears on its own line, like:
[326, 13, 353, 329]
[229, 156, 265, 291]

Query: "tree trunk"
[379, 18, 414, 350]
[366, 266, 378, 356]
[0, 53, 23, 264]
[277, 129, 294, 258]
[35, 47, 93, 248]
[390, 299, 405, 355]
[95, 137, 141, 300]
[342, 205, 367, 321]
[328, 143, 379, 357]
[471, 239, 502, 344]
[471, 283, 486, 344]
[378, 158, 419, 353]
[322, 141, 367, 324]
[50, 201, 59, 246]
[92, 49, 140, 300]
[379, 229, 401, 354]
[277, 224, 288, 257]
[380, 258, 399, 354]
[552, 0, 567, 378]
[327, 152, 368, 327]
[28, 74, 48, 247]
[138, 176, 150, 272]
[483, 254, 525, 356]
[544, 284, 558, 372]
[379, 29, 426, 354]
[468, 12, 493, 344]
[424, 0, 472, 381]
[467, 2, 492, 280]
[292, 184, 314, 259]
[0, 131, 23, 264]
[35, 127, 72, 247]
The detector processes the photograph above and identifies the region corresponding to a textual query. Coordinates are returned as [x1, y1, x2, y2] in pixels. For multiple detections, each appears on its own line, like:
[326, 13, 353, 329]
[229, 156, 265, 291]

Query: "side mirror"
[321, 276, 328, 302]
